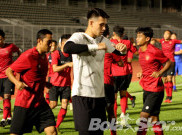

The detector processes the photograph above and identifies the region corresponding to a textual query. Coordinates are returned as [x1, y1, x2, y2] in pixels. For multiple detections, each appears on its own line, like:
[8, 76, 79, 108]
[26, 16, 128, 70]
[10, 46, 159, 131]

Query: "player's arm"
[174, 49, 182, 55]
[152, 38, 161, 43]
[151, 60, 171, 78]
[6, 67, 28, 90]
[53, 62, 73, 72]
[64, 41, 107, 54]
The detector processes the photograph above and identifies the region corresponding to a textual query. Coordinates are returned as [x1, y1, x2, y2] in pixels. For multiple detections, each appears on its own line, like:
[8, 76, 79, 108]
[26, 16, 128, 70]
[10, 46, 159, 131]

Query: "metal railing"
[1, 24, 182, 51]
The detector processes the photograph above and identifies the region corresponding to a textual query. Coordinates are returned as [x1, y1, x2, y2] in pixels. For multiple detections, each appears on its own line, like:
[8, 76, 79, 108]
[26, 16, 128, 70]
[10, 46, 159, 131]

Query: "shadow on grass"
[162, 102, 182, 107]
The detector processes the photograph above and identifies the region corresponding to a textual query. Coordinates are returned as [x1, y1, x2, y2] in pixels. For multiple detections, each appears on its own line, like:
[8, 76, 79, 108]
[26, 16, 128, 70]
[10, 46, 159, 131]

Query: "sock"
[56, 108, 67, 128]
[126, 92, 133, 100]
[69, 98, 72, 103]
[110, 130, 116, 135]
[120, 96, 127, 114]
[45, 93, 50, 104]
[3, 99, 11, 120]
[168, 82, 173, 99]
[153, 123, 163, 135]
[137, 119, 147, 135]
[114, 100, 117, 118]
[164, 82, 169, 98]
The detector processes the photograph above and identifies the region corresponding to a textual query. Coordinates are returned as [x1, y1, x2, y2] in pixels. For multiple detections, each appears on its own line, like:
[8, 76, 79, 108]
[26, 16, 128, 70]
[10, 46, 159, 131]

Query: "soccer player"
[154, 30, 182, 103]
[6, 29, 57, 135]
[111, 26, 137, 126]
[103, 24, 123, 135]
[171, 33, 182, 92]
[0, 29, 21, 127]
[63, 8, 127, 135]
[45, 40, 58, 104]
[136, 27, 171, 135]
[49, 34, 72, 131]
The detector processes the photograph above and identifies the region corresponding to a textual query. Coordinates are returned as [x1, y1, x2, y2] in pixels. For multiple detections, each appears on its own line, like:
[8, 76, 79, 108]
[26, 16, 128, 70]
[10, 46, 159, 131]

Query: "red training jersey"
[160, 38, 181, 62]
[111, 39, 137, 76]
[10, 47, 48, 108]
[0, 43, 19, 78]
[127, 50, 134, 74]
[139, 44, 168, 92]
[51, 50, 71, 87]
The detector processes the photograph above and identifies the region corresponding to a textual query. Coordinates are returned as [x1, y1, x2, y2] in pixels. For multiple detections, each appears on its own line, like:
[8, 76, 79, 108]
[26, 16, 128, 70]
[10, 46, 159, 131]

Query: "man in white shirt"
[64, 8, 126, 135]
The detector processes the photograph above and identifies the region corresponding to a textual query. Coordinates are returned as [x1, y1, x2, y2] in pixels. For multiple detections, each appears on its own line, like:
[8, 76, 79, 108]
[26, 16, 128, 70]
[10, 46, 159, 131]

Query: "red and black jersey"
[10, 47, 48, 108]
[160, 38, 181, 62]
[139, 44, 168, 92]
[51, 49, 72, 87]
[46, 52, 53, 78]
[111, 39, 137, 76]
[0, 43, 19, 78]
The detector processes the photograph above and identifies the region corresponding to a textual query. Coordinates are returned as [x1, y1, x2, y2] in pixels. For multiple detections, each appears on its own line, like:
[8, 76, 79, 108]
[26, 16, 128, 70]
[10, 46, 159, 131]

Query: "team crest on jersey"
[38, 64, 41, 69]
[6, 50, 9, 54]
[169, 41, 172, 44]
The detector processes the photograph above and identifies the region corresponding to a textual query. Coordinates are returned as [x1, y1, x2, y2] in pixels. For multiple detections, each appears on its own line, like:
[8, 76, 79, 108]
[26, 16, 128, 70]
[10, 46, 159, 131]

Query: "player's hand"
[98, 43, 107, 50]
[115, 43, 127, 53]
[66, 62, 73, 67]
[16, 81, 28, 90]
[137, 72, 142, 79]
[151, 71, 161, 78]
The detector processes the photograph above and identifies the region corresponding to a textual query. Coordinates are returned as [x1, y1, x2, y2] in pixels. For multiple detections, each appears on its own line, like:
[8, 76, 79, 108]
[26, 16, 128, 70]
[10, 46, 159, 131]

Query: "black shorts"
[0, 78, 15, 97]
[113, 75, 130, 93]
[49, 86, 71, 101]
[128, 74, 132, 84]
[162, 62, 175, 77]
[142, 90, 164, 116]
[48, 77, 51, 83]
[104, 84, 115, 105]
[10, 102, 56, 134]
[72, 96, 106, 132]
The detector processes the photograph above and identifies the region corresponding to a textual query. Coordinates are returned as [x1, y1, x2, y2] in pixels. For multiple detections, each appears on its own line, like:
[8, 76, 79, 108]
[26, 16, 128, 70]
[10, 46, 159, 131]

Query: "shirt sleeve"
[51, 51, 59, 65]
[10, 53, 31, 73]
[160, 39, 163, 44]
[180, 44, 182, 50]
[154, 47, 168, 64]
[173, 39, 181, 44]
[12, 44, 19, 52]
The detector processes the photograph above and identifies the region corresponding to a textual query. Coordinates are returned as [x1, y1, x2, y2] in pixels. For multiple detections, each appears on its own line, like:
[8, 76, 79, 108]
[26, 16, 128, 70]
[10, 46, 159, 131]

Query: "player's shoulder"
[72, 32, 84, 38]
[148, 44, 161, 52]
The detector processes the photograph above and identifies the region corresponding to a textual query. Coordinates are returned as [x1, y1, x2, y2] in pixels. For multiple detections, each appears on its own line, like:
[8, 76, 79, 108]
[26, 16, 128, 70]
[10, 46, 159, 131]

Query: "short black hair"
[113, 25, 124, 37]
[164, 30, 172, 35]
[75, 28, 85, 32]
[103, 24, 109, 37]
[172, 32, 177, 36]
[51, 40, 57, 45]
[61, 34, 71, 43]
[87, 8, 110, 20]
[0, 29, 5, 38]
[136, 27, 153, 41]
[37, 29, 52, 40]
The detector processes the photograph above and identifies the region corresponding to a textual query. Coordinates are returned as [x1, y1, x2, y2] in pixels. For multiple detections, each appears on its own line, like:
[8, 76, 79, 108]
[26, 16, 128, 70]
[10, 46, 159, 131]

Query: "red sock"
[45, 93, 50, 104]
[164, 82, 169, 97]
[69, 98, 72, 103]
[126, 92, 133, 100]
[3, 99, 11, 120]
[137, 120, 147, 135]
[110, 130, 116, 135]
[153, 123, 163, 135]
[168, 82, 173, 98]
[114, 100, 117, 118]
[120, 97, 127, 114]
[56, 108, 67, 128]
